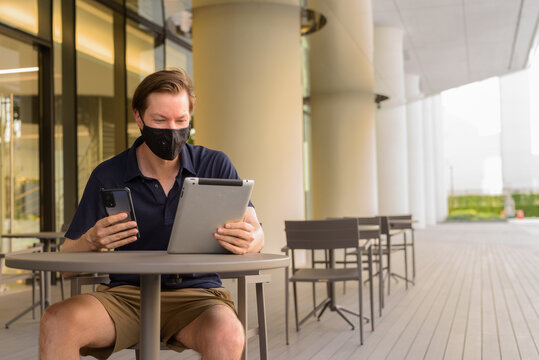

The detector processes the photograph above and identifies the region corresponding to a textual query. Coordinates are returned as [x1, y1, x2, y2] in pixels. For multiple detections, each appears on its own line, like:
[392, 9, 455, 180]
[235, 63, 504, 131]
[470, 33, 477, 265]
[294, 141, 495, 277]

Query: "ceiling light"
[0, 67, 39, 75]
[301, 9, 326, 36]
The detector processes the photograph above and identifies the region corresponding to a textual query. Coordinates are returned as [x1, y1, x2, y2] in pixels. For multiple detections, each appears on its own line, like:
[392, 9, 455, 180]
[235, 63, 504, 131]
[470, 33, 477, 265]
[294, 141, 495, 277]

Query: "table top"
[6, 251, 289, 274]
[1, 232, 65, 239]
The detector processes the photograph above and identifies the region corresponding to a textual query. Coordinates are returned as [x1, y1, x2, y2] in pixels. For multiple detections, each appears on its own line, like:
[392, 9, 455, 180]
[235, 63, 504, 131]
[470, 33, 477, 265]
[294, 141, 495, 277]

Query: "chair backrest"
[284, 218, 360, 250]
[357, 216, 381, 240]
[380, 214, 413, 234]
[387, 214, 413, 230]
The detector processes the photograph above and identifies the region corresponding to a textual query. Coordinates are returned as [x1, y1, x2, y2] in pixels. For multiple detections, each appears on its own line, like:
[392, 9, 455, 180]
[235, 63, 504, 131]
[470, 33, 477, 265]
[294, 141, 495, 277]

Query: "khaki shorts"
[80, 285, 236, 360]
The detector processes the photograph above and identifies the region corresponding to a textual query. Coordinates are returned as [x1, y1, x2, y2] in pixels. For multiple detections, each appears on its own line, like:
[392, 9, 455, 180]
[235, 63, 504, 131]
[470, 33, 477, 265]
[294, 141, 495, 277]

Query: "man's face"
[136, 91, 190, 130]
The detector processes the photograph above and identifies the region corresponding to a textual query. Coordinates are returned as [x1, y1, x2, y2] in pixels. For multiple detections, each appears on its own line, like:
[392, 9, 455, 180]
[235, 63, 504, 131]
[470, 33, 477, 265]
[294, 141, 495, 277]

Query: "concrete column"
[432, 94, 447, 221]
[192, 0, 304, 253]
[308, 0, 377, 218]
[500, 70, 533, 191]
[405, 74, 426, 228]
[374, 27, 409, 215]
[423, 97, 436, 225]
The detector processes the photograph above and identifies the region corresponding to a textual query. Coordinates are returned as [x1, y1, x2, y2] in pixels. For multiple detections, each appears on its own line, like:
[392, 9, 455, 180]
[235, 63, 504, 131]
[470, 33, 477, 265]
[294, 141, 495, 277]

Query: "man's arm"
[214, 206, 264, 254]
[61, 213, 138, 252]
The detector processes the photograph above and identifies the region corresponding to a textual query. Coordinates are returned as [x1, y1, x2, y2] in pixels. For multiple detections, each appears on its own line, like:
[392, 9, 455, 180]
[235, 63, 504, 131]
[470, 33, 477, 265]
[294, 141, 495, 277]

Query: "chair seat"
[0, 272, 35, 285]
[290, 268, 359, 282]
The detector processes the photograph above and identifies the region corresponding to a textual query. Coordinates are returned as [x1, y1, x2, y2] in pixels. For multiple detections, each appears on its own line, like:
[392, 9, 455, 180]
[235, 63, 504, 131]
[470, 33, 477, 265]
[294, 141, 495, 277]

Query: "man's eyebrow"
[148, 113, 189, 119]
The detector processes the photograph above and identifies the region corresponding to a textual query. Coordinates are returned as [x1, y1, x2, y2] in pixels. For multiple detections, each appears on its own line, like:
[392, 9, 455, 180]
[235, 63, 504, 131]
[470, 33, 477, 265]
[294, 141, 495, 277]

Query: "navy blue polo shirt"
[65, 137, 248, 289]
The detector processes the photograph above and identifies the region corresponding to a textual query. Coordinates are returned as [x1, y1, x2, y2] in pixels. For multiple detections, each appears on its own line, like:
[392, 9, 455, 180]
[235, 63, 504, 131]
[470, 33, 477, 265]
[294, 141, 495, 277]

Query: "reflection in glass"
[126, 0, 163, 26]
[76, 0, 117, 200]
[164, 0, 192, 42]
[126, 19, 164, 145]
[166, 39, 192, 76]
[0, 0, 38, 35]
[0, 34, 40, 252]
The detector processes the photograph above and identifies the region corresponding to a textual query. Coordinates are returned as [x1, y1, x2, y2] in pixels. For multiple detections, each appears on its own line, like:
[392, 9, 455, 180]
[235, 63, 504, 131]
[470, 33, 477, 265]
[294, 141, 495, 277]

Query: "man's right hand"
[80, 213, 138, 251]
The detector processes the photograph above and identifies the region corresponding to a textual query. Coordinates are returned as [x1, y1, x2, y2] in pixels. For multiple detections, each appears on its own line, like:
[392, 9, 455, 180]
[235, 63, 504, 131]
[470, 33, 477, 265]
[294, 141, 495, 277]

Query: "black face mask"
[139, 114, 190, 161]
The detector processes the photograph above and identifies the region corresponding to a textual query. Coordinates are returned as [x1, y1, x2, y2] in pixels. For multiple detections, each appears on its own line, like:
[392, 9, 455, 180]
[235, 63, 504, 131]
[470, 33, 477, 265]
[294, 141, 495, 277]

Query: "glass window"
[126, 0, 163, 26]
[164, 0, 192, 43]
[165, 39, 192, 76]
[0, 33, 40, 251]
[0, 0, 38, 35]
[126, 19, 164, 145]
[76, 0, 118, 200]
[53, 0, 63, 230]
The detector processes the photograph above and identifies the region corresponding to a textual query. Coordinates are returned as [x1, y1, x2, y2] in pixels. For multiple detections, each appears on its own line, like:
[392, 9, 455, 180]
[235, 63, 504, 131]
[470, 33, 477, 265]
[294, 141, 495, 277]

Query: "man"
[40, 68, 264, 360]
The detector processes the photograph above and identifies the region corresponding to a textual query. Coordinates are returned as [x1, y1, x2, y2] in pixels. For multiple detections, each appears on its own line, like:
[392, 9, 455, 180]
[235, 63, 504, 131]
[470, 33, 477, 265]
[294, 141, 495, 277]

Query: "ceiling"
[373, 0, 539, 96]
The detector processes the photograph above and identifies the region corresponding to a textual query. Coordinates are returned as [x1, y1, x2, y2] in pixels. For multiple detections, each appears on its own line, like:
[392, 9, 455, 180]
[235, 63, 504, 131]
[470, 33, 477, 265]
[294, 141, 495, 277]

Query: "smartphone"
[100, 187, 139, 239]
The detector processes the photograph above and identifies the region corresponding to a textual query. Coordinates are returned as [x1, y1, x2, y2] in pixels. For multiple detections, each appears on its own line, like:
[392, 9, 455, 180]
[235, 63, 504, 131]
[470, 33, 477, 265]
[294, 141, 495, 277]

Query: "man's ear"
[134, 110, 143, 130]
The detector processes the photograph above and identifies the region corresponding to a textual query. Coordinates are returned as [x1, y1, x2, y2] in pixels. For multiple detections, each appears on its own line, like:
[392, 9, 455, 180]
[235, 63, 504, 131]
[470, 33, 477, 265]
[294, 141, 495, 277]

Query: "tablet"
[167, 177, 254, 254]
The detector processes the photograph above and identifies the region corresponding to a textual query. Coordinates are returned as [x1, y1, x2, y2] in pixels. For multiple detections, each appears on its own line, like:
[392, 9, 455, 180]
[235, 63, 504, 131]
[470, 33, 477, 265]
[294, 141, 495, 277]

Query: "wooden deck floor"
[1, 221, 539, 359]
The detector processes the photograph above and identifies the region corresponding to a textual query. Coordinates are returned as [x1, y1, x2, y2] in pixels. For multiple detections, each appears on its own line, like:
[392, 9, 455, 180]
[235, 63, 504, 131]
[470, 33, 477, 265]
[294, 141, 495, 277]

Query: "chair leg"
[368, 247, 374, 332]
[412, 230, 416, 279]
[285, 267, 289, 345]
[343, 251, 347, 295]
[293, 282, 299, 332]
[237, 277, 248, 360]
[135, 349, 140, 360]
[256, 282, 268, 360]
[32, 272, 36, 320]
[378, 238, 384, 315]
[311, 251, 316, 316]
[358, 248, 364, 345]
[39, 271, 45, 316]
[404, 232, 409, 290]
[387, 234, 391, 296]
[60, 275, 65, 300]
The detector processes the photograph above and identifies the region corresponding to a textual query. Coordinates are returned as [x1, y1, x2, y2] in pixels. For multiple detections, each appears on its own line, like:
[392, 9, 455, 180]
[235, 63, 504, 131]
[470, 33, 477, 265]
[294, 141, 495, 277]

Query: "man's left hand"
[214, 207, 264, 254]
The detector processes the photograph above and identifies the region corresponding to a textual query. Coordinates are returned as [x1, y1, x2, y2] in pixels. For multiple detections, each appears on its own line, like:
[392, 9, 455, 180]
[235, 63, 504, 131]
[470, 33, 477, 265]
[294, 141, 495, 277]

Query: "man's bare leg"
[175, 305, 244, 360]
[39, 295, 116, 360]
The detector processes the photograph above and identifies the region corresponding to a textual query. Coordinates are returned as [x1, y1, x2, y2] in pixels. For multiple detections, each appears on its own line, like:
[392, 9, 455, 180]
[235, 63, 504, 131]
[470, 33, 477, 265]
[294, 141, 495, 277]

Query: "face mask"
[139, 114, 190, 161]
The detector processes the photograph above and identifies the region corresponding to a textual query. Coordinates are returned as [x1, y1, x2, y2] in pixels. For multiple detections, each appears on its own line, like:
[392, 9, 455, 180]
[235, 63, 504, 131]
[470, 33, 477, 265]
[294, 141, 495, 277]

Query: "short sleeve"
[64, 171, 107, 240]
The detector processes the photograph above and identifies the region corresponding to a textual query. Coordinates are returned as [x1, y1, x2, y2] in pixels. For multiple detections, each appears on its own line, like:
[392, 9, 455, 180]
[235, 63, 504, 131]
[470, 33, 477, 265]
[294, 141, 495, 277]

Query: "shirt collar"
[123, 137, 144, 182]
[123, 137, 196, 182]
[178, 143, 196, 177]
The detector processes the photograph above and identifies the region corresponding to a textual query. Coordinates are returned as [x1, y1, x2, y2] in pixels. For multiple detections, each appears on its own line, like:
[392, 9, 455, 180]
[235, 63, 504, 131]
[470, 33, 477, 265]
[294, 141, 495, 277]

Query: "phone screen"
[100, 188, 137, 223]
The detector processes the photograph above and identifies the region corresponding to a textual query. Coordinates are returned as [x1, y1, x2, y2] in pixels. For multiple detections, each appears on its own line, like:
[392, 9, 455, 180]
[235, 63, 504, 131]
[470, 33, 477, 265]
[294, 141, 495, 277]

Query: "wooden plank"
[480, 241, 501, 360]
[345, 241, 460, 359]
[495, 244, 539, 358]
[487, 240, 521, 359]
[461, 243, 482, 360]
[404, 241, 474, 359]
[420, 244, 475, 359]
[386, 247, 472, 359]
[443, 244, 478, 359]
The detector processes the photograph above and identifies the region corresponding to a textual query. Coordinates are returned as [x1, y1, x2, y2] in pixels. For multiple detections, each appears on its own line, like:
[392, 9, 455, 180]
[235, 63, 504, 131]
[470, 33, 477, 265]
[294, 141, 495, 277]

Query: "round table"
[6, 251, 289, 359]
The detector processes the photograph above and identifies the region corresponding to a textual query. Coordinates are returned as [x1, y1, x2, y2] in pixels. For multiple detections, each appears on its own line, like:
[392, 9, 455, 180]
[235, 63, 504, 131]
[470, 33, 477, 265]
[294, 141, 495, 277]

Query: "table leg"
[140, 274, 161, 360]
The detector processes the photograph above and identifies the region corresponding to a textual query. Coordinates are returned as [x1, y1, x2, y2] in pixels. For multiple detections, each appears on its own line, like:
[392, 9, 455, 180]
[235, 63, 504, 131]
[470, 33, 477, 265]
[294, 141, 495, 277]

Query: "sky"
[440, 46, 539, 195]
[441, 77, 503, 195]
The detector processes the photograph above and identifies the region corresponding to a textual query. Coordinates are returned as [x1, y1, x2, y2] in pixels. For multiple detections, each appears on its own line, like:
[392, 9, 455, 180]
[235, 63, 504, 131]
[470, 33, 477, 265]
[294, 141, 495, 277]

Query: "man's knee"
[178, 305, 245, 356]
[202, 306, 245, 352]
[40, 295, 113, 348]
[41, 301, 76, 335]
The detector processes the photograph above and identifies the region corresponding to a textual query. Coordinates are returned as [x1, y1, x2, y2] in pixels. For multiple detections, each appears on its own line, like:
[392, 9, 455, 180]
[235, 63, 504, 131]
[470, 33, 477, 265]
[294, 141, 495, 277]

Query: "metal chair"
[341, 216, 385, 316]
[283, 218, 374, 345]
[1, 244, 45, 328]
[380, 215, 416, 295]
